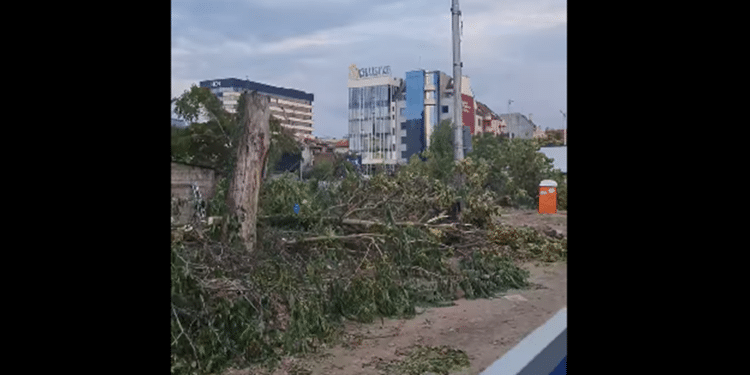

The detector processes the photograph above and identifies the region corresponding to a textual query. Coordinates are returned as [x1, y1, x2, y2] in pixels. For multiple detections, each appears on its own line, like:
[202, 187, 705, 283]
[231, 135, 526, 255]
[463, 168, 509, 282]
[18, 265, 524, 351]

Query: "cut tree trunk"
[223, 91, 271, 252]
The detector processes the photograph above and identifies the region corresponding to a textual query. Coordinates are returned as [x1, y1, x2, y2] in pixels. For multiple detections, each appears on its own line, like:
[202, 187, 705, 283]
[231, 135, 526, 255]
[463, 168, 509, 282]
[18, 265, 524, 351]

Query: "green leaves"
[373, 345, 471, 375]
[488, 224, 568, 262]
[468, 134, 565, 209]
[172, 87, 301, 180]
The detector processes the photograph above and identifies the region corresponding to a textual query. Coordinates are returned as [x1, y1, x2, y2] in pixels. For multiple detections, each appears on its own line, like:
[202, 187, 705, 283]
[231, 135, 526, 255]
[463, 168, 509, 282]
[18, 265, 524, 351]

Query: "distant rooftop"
[199, 78, 314, 102]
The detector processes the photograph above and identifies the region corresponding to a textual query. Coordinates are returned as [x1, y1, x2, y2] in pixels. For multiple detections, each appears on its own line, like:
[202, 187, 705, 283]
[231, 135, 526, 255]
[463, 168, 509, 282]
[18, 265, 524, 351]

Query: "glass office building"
[347, 65, 403, 167]
[400, 70, 425, 162]
[400, 69, 461, 162]
[347, 66, 473, 166]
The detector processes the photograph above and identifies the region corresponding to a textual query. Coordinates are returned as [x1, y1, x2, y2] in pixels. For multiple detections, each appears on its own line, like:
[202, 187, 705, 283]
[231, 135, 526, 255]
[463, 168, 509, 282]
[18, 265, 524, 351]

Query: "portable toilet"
[539, 180, 558, 214]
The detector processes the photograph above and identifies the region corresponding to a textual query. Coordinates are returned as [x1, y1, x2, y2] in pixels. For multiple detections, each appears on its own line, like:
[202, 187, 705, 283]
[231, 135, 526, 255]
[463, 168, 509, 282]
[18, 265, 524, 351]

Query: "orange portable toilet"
[538, 180, 558, 214]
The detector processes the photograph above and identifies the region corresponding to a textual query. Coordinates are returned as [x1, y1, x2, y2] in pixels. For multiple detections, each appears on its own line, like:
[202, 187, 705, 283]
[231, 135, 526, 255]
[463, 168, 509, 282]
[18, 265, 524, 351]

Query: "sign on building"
[349, 64, 391, 80]
[461, 94, 475, 133]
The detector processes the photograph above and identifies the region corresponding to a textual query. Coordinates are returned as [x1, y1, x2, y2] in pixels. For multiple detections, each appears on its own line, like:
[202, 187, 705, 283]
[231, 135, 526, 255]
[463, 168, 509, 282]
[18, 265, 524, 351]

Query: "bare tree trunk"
[223, 91, 271, 252]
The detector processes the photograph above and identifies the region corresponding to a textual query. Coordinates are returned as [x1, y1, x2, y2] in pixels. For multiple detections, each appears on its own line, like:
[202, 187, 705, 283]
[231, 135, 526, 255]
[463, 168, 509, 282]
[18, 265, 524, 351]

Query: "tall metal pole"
[452, 0, 464, 161]
[560, 110, 566, 146]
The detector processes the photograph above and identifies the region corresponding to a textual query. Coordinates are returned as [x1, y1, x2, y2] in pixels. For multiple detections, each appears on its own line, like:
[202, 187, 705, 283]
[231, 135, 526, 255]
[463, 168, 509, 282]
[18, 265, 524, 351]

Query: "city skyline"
[171, 0, 567, 139]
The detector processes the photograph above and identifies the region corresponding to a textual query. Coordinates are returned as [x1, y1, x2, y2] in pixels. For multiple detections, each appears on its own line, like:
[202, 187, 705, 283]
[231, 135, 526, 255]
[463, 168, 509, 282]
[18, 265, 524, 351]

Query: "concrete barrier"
[479, 307, 567, 375]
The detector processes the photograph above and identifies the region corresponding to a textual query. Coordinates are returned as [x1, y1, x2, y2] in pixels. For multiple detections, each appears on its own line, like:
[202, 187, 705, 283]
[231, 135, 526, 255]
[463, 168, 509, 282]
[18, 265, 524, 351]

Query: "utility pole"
[560, 110, 566, 146]
[452, 0, 464, 161]
[451, 0, 465, 220]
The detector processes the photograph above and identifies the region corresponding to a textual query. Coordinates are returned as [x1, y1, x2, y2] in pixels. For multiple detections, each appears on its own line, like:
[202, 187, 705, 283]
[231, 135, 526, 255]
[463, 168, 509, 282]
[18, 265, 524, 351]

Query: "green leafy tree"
[469, 134, 561, 208]
[309, 160, 335, 180]
[171, 85, 240, 171]
[421, 119, 456, 184]
[266, 118, 301, 174]
[539, 129, 565, 147]
[171, 85, 300, 176]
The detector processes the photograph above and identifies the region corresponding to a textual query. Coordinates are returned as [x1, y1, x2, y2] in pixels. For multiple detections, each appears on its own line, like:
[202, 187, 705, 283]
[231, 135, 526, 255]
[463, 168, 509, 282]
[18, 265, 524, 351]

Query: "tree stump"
[223, 91, 271, 252]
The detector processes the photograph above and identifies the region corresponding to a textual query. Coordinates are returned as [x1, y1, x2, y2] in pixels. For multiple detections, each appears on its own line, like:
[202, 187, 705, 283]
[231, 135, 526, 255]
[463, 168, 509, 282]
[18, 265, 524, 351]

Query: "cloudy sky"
[171, 0, 567, 138]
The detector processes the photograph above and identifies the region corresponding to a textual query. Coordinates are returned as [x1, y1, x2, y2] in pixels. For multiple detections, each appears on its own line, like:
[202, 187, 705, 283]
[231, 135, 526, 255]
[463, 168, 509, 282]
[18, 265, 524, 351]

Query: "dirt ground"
[495, 207, 567, 238]
[227, 209, 567, 375]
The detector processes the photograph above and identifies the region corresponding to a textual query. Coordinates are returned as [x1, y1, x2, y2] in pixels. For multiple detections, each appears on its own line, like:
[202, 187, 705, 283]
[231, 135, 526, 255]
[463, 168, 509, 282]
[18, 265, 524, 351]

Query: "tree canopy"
[468, 133, 565, 208]
[171, 85, 301, 175]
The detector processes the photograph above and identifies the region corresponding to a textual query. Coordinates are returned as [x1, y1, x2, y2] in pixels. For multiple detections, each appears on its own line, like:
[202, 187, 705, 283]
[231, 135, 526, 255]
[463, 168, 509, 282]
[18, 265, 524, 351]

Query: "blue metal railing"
[479, 307, 567, 375]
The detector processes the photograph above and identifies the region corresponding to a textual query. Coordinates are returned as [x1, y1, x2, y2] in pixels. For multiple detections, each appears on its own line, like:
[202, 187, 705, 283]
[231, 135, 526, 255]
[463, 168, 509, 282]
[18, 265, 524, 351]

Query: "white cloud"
[258, 34, 341, 55]
[247, 0, 360, 8]
[462, 3, 566, 38]
[171, 0, 566, 136]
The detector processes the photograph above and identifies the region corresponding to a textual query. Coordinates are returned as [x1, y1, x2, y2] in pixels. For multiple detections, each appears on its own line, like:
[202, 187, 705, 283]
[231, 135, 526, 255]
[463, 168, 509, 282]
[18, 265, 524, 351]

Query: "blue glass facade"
[401, 70, 425, 161]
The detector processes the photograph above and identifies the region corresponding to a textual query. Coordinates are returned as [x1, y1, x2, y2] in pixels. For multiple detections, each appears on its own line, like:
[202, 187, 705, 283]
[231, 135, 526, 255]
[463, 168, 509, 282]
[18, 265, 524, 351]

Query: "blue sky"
[171, 0, 567, 138]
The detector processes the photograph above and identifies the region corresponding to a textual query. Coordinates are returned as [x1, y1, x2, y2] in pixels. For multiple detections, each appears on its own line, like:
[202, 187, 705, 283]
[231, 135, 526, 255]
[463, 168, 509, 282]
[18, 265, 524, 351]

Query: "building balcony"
[270, 97, 313, 109]
[270, 106, 313, 116]
[282, 124, 315, 133]
[271, 114, 314, 124]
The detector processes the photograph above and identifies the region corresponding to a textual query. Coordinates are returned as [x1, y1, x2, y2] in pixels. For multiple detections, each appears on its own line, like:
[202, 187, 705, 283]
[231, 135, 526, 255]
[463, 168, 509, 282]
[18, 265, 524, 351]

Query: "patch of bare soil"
[496, 208, 567, 238]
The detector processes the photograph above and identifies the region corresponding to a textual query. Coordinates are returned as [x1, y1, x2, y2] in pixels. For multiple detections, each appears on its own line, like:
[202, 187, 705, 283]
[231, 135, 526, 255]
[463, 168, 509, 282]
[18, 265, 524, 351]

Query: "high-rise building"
[346, 65, 478, 166]
[397, 69, 474, 162]
[347, 64, 403, 168]
[199, 78, 315, 140]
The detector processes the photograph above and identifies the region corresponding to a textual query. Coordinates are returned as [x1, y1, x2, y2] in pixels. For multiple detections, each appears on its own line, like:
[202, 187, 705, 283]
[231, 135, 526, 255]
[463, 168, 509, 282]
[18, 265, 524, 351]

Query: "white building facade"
[347, 64, 403, 167]
[199, 78, 315, 140]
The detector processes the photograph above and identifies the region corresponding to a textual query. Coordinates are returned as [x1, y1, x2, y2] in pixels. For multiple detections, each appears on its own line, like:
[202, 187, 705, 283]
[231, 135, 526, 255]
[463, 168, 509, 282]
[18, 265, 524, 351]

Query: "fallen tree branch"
[172, 305, 200, 369]
[359, 333, 399, 340]
[426, 212, 450, 224]
[283, 232, 388, 245]
[342, 190, 400, 219]
[341, 218, 462, 229]
[451, 240, 491, 249]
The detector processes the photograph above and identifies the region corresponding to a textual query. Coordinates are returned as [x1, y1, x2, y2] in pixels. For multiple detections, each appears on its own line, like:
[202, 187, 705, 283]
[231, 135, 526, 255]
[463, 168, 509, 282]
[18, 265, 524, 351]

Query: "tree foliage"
[538, 129, 565, 147]
[171, 126, 569, 375]
[423, 119, 456, 184]
[171, 85, 300, 175]
[469, 133, 566, 209]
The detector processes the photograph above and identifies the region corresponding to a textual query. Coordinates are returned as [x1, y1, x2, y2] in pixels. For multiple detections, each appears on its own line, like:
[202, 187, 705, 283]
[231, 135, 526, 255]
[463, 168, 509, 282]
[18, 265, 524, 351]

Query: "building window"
[442, 106, 449, 113]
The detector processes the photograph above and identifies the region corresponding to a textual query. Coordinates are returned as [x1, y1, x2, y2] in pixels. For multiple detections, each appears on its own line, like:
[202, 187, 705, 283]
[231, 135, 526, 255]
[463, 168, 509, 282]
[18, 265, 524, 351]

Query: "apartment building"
[199, 78, 315, 140]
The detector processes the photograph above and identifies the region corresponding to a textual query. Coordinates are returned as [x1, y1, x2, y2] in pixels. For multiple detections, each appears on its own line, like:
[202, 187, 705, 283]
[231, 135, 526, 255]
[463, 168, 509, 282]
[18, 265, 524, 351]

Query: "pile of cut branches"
[172, 167, 564, 375]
